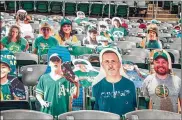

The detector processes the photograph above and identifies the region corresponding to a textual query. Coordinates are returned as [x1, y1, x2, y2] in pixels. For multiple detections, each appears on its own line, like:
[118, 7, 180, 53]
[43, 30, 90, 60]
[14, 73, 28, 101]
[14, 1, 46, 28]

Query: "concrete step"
[146, 13, 177, 18]
[143, 17, 179, 22]
[147, 10, 170, 14]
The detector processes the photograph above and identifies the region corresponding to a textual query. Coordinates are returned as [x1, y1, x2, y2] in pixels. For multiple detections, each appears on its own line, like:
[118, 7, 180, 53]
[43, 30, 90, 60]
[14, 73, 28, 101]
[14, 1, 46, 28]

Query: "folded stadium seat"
[164, 49, 180, 64]
[173, 68, 181, 79]
[20, 1, 35, 12]
[35, 1, 49, 13]
[168, 43, 181, 51]
[5, 1, 19, 12]
[125, 36, 143, 44]
[128, 28, 143, 36]
[0, 101, 30, 111]
[65, 2, 77, 16]
[14, 52, 38, 67]
[103, 2, 116, 17]
[77, 1, 90, 16]
[20, 64, 47, 110]
[90, 2, 105, 17]
[58, 110, 120, 120]
[122, 55, 146, 64]
[115, 2, 128, 17]
[50, 1, 63, 14]
[125, 109, 181, 120]
[115, 41, 136, 54]
[129, 48, 150, 59]
[171, 38, 181, 44]
[1, 109, 53, 119]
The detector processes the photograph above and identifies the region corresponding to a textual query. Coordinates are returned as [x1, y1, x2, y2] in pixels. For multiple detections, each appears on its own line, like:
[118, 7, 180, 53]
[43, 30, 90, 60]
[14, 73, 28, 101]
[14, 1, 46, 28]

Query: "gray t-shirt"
[142, 74, 182, 112]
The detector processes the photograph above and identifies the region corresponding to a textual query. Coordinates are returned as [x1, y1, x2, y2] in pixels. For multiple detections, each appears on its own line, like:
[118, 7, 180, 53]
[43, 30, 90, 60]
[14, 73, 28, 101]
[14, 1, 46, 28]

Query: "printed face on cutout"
[148, 30, 157, 40]
[62, 24, 72, 34]
[50, 60, 62, 74]
[11, 28, 19, 39]
[102, 52, 121, 76]
[113, 20, 120, 28]
[90, 32, 97, 40]
[0, 63, 10, 79]
[41, 27, 51, 37]
[154, 57, 169, 75]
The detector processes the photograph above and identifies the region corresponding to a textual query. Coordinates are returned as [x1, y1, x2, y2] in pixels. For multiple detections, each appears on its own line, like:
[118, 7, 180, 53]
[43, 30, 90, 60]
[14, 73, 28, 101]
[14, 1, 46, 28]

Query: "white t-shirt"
[19, 23, 34, 38]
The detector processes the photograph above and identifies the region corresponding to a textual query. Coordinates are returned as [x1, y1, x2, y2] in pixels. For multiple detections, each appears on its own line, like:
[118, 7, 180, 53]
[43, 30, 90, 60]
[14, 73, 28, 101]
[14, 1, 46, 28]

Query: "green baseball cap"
[88, 25, 97, 33]
[0, 57, 11, 68]
[60, 18, 72, 27]
[74, 60, 88, 65]
[153, 50, 168, 61]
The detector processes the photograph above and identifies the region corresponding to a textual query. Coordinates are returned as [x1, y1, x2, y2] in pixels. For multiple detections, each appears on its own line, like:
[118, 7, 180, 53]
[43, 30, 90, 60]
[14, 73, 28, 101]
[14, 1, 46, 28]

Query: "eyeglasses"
[42, 28, 50, 32]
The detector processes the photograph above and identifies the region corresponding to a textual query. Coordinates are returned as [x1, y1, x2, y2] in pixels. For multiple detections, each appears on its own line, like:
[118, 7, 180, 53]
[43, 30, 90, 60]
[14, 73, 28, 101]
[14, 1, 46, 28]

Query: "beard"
[155, 66, 169, 75]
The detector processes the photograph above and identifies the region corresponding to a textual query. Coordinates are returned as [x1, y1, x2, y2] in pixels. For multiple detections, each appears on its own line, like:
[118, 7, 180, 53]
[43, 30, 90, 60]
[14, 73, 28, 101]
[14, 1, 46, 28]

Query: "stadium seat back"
[58, 110, 120, 120]
[20, 64, 47, 86]
[125, 109, 181, 119]
[1, 109, 53, 119]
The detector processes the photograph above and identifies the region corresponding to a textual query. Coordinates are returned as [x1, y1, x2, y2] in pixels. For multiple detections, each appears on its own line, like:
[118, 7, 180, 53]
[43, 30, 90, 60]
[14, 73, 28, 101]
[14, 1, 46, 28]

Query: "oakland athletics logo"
[155, 85, 169, 98]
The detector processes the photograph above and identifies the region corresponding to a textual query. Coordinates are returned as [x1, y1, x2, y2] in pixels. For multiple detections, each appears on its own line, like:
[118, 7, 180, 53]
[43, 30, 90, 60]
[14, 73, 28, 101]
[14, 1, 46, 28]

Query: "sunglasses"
[42, 28, 50, 32]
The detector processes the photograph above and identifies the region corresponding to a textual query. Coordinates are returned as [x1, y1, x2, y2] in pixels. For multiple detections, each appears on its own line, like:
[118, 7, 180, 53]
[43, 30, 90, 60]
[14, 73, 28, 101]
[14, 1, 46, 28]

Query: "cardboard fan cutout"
[72, 59, 99, 88]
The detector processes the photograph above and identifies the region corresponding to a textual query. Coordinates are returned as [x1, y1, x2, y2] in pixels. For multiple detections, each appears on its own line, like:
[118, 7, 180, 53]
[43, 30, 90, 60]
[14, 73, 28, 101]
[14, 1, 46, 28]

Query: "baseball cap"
[74, 60, 88, 65]
[0, 57, 11, 68]
[49, 53, 62, 62]
[60, 18, 72, 27]
[40, 22, 51, 30]
[88, 25, 97, 33]
[153, 50, 168, 61]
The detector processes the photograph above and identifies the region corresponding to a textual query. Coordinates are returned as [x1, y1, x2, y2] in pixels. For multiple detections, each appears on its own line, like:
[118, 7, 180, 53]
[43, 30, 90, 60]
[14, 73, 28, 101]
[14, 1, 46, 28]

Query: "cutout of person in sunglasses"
[55, 18, 79, 46]
[74, 11, 89, 26]
[98, 21, 114, 41]
[33, 21, 58, 56]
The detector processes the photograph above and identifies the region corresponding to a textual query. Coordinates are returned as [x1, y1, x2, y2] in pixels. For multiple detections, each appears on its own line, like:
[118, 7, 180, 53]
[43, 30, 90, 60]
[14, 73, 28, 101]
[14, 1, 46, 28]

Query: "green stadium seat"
[36, 1, 49, 13]
[20, 1, 34, 12]
[90, 2, 104, 16]
[77, 2, 90, 15]
[5, 1, 19, 12]
[65, 2, 77, 15]
[50, 1, 63, 14]
[103, 3, 116, 17]
[116, 3, 128, 17]
[69, 46, 95, 56]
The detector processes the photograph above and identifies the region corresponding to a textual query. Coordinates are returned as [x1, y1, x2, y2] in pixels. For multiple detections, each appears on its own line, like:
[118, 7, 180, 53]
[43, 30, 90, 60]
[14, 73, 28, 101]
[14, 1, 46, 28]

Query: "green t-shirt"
[100, 31, 114, 41]
[75, 70, 98, 88]
[74, 17, 89, 25]
[93, 77, 136, 116]
[1, 80, 12, 100]
[110, 27, 128, 37]
[145, 40, 162, 49]
[36, 74, 73, 117]
[33, 36, 58, 55]
[1, 36, 28, 53]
